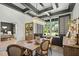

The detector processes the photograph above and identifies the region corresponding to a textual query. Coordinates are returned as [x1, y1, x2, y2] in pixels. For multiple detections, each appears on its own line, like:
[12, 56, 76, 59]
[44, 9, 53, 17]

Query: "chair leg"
[35, 50, 40, 56]
[27, 49, 32, 56]
[49, 47, 52, 55]
[35, 52, 38, 56]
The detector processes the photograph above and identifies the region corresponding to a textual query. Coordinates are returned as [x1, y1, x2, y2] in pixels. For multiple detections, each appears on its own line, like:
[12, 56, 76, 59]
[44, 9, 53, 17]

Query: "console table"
[63, 45, 79, 56]
[1, 35, 14, 41]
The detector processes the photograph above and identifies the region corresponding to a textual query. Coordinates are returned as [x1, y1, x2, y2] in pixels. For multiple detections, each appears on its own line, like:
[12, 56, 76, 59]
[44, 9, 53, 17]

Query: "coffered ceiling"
[0, 3, 75, 19]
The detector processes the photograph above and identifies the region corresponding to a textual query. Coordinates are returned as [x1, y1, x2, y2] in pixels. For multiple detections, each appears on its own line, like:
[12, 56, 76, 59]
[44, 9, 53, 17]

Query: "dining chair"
[7, 44, 26, 56]
[36, 40, 50, 56]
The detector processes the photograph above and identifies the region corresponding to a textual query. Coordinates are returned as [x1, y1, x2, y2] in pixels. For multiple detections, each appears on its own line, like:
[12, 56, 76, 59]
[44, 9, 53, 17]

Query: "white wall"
[0, 4, 32, 41]
[72, 3, 79, 20]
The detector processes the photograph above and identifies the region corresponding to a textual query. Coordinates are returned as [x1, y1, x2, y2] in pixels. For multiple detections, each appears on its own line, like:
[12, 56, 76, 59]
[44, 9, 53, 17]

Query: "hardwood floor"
[0, 39, 16, 56]
[0, 39, 16, 48]
[0, 51, 8, 56]
[48, 45, 63, 56]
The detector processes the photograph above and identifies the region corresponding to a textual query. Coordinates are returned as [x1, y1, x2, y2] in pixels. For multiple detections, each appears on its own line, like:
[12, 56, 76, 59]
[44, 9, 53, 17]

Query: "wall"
[72, 3, 79, 20]
[0, 4, 32, 41]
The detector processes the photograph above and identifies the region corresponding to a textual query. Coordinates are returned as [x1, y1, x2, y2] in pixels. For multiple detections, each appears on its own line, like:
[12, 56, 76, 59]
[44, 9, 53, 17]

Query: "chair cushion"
[8, 47, 22, 56]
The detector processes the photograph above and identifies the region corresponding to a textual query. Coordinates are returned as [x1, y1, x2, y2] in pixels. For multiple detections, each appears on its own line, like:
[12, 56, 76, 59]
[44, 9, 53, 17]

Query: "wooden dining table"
[17, 40, 40, 56]
[17, 38, 49, 56]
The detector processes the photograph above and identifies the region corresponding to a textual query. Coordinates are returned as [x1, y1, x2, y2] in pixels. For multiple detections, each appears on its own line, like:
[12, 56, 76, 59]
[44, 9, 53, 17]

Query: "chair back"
[47, 37, 52, 44]
[41, 40, 50, 51]
[7, 44, 25, 56]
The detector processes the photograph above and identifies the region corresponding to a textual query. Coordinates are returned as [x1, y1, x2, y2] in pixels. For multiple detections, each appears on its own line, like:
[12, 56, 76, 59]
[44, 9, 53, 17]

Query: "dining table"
[17, 38, 49, 56]
[17, 40, 40, 56]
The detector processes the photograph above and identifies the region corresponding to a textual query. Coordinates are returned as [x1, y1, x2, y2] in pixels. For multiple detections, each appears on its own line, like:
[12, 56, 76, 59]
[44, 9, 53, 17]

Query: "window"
[43, 18, 59, 36]
[51, 18, 59, 36]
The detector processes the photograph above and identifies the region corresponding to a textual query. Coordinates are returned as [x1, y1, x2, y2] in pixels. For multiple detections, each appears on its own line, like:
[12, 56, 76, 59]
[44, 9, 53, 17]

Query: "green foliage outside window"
[43, 18, 59, 36]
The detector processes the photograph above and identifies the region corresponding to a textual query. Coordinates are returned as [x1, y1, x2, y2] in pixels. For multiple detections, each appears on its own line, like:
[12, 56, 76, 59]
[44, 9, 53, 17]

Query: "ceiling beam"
[55, 3, 59, 8]
[40, 3, 44, 7]
[48, 12, 52, 16]
[38, 6, 53, 14]
[26, 13, 35, 17]
[68, 3, 75, 12]
[50, 9, 69, 16]
[21, 3, 39, 14]
[22, 8, 29, 12]
[38, 15, 47, 18]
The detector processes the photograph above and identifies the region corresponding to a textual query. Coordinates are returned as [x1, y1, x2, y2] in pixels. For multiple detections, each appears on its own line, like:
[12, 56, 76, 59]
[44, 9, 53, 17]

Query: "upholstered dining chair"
[7, 44, 26, 56]
[36, 40, 50, 56]
[7, 44, 29, 56]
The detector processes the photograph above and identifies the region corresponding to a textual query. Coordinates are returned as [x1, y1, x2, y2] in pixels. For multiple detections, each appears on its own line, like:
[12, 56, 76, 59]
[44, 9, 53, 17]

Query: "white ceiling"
[31, 3, 43, 10]
[31, 3, 69, 11]
[12, 3, 70, 18]
[50, 3, 69, 13]
[31, 3, 53, 10]
[29, 3, 69, 16]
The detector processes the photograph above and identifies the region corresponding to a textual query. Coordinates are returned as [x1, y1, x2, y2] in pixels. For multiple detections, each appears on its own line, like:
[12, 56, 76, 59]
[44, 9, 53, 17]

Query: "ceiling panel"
[38, 12, 48, 16]
[59, 3, 69, 9]
[41, 3, 69, 14]
[52, 3, 56, 9]
[39, 3, 53, 10]
[31, 3, 43, 10]
[29, 11, 37, 15]
[43, 3, 52, 8]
